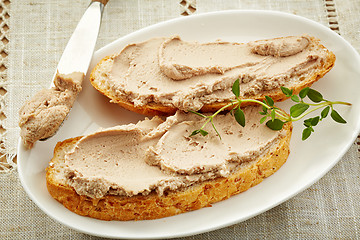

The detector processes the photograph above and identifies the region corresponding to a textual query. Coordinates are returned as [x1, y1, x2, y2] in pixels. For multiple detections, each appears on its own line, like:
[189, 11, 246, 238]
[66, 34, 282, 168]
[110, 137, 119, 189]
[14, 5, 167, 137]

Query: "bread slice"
[90, 36, 335, 116]
[46, 121, 292, 221]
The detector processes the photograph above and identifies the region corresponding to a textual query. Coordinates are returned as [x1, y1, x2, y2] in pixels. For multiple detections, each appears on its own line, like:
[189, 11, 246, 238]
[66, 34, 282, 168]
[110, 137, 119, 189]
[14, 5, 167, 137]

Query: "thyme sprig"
[189, 79, 351, 140]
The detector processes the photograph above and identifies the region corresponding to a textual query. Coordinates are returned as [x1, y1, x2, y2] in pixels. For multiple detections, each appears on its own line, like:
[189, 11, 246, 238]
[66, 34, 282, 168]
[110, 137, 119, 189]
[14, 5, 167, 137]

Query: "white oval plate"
[18, 10, 360, 239]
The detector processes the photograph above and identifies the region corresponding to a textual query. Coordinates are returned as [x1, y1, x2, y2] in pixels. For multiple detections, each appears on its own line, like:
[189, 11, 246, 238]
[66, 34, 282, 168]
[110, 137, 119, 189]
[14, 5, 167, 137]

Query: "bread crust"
[46, 122, 292, 221]
[89, 38, 335, 116]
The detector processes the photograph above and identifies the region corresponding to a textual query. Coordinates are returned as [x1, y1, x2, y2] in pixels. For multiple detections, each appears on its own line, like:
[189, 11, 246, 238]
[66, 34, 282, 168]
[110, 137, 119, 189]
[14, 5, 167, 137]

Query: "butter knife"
[19, 1, 108, 148]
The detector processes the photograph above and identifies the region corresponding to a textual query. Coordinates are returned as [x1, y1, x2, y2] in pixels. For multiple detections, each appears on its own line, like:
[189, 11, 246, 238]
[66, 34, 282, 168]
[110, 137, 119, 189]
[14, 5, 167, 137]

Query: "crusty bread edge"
[90, 56, 177, 116]
[46, 122, 292, 221]
[89, 38, 336, 116]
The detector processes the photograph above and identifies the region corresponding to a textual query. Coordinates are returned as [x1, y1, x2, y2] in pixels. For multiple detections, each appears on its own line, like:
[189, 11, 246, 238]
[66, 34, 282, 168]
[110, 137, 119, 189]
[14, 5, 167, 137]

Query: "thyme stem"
[189, 80, 351, 140]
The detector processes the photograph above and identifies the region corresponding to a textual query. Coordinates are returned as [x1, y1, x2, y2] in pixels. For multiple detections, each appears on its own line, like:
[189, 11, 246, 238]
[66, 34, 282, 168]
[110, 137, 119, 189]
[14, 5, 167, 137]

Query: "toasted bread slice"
[46, 121, 292, 221]
[90, 36, 335, 116]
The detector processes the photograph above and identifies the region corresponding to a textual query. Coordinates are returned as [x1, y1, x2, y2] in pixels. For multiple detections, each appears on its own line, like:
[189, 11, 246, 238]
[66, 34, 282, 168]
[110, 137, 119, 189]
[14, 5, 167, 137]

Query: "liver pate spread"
[19, 72, 84, 148]
[106, 35, 327, 111]
[64, 106, 284, 199]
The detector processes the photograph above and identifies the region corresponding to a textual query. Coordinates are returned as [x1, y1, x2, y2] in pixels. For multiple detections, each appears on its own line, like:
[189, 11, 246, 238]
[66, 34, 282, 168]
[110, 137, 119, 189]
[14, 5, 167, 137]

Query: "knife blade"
[51, 0, 106, 86]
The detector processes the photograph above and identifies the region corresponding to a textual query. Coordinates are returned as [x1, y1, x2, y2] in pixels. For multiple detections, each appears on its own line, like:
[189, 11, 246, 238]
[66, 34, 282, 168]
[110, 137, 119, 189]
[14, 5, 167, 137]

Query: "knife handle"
[91, 0, 109, 6]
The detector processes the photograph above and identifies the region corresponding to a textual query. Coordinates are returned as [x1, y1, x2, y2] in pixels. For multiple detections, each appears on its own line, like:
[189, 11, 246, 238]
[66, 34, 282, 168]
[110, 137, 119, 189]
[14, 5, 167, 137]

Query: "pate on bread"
[46, 106, 292, 220]
[90, 35, 335, 115]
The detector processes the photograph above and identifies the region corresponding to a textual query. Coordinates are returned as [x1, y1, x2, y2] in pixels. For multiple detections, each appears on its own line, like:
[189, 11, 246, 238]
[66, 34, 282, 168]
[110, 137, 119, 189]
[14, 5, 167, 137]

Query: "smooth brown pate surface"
[63, 106, 284, 199]
[106, 35, 327, 111]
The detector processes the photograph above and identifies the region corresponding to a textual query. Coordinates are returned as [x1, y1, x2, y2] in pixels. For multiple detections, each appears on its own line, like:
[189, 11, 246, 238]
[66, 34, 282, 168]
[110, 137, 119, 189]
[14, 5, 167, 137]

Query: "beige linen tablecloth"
[1, 0, 360, 239]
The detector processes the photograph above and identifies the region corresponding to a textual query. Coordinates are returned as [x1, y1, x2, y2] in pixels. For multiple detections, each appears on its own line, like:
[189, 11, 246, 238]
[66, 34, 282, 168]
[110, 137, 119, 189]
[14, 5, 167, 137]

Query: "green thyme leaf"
[304, 118, 312, 127]
[302, 127, 312, 140]
[331, 109, 347, 123]
[260, 116, 267, 124]
[232, 79, 240, 97]
[291, 95, 300, 102]
[307, 88, 323, 103]
[189, 129, 200, 137]
[281, 86, 293, 97]
[199, 129, 208, 136]
[265, 96, 274, 106]
[321, 106, 330, 119]
[290, 103, 309, 118]
[234, 108, 246, 127]
[266, 119, 285, 130]
[311, 116, 320, 126]
[299, 87, 309, 99]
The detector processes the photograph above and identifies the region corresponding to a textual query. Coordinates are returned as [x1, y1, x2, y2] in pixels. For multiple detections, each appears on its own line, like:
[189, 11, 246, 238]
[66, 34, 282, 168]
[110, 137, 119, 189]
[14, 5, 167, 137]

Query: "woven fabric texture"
[1, 0, 360, 239]
[0, 0, 10, 171]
